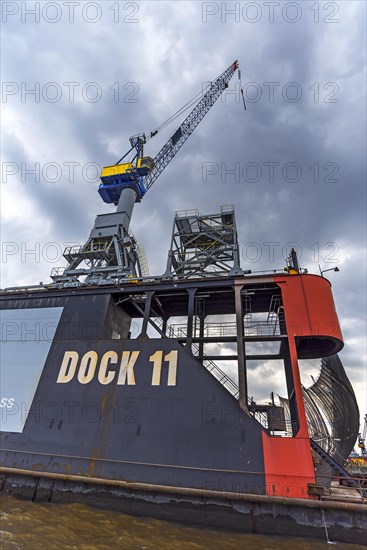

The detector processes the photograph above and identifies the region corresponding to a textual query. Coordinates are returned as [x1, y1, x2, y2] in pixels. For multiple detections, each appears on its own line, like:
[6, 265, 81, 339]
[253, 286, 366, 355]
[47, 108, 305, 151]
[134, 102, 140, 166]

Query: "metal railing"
[153, 317, 240, 400]
[50, 267, 66, 278]
[169, 319, 284, 338]
[191, 342, 240, 399]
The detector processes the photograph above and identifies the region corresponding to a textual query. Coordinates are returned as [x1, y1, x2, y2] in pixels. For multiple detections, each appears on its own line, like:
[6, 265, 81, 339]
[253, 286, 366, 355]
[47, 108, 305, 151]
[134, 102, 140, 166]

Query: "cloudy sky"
[1, 1, 366, 418]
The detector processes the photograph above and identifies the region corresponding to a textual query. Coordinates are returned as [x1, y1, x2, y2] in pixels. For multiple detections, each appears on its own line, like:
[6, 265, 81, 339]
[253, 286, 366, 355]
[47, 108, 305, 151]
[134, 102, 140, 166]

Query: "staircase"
[311, 439, 366, 496]
[153, 316, 240, 398]
[152, 316, 271, 427]
[191, 342, 240, 399]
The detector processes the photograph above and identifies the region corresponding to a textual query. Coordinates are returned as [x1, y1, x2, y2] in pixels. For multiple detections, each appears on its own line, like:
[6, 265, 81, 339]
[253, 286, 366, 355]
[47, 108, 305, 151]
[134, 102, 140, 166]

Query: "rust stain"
[88, 446, 99, 477]
[101, 393, 108, 415]
[31, 463, 46, 471]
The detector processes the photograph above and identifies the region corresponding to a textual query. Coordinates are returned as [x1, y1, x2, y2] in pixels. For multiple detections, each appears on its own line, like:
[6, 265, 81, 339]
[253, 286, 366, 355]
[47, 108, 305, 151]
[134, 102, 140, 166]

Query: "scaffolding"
[164, 205, 243, 279]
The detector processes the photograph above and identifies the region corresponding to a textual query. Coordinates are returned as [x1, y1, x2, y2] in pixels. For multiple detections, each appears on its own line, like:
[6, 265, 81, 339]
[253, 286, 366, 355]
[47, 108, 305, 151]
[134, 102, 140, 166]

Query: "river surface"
[0, 495, 364, 550]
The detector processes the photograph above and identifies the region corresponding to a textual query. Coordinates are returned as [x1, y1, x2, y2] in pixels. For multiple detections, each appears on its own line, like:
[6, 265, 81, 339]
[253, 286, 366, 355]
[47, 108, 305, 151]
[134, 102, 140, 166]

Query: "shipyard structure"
[0, 62, 365, 544]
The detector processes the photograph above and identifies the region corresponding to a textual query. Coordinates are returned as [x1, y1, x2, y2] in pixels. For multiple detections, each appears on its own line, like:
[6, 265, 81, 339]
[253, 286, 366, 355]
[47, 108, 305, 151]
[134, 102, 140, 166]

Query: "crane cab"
[99, 157, 154, 205]
[101, 156, 154, 182]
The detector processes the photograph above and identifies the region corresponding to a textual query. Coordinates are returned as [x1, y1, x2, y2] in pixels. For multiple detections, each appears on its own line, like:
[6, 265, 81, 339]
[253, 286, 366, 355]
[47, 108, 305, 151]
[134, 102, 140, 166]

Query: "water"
[0, 495, 364, 550]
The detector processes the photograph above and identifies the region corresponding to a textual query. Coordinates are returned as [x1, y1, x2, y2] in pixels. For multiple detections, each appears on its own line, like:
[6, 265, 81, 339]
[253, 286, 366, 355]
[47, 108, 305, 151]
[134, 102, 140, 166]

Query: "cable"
[115, 62, 242, 163]
[238, 68, 247, 111]
[145, 85, 211, 143]
[115, 145, 135, 165]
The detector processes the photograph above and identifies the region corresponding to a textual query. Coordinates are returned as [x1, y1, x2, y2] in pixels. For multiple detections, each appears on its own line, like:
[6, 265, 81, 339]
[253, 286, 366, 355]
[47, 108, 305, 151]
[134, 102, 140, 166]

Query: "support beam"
[186, 288, 197, 354]
[204, 354, 282, 361]
[234, 281, 248, 413]
[283, 337, 309, 438]
[138, 291, 154, 339]
[162, 317, 168, 336]
[131, 298, 167, 339]
[174, 335, 287, 344]
[198, 316, 205, 361]
[203, 355, 238, 361]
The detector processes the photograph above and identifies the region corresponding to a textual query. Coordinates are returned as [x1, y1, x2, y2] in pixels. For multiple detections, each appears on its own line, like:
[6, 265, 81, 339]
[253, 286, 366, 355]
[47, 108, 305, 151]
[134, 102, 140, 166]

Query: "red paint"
[261, 332, 316, 498]
[273, 274, 343, 345]
[260, 274, 337, 498]
[262, 432, 316, 499]
[288, 336, 309, 437]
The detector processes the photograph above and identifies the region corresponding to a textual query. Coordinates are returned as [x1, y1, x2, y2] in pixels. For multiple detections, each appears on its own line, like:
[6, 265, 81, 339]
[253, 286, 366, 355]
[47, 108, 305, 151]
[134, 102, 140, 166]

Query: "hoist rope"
[145, 83, 212, 142]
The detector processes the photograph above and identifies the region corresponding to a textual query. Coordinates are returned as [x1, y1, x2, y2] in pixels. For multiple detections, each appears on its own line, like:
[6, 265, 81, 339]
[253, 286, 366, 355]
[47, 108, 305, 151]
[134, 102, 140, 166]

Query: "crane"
[357, 414, 367, 457]
[52, 60, 244, 286]
[98, 60, 241, 209]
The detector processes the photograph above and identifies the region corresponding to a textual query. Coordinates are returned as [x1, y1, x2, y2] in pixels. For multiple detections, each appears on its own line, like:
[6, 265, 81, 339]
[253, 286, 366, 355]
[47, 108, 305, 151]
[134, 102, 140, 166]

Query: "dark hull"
[1, 471, 366, 545]
[1, 286, 265, 492]
[1, 275, 364, 543]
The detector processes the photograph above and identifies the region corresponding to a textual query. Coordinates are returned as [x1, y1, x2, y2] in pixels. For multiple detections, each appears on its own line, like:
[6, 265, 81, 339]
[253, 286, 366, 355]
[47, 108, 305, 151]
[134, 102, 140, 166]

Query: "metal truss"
[164, 205, 243, 279]
[144, 62, 238, 191]
[51, 213, 147, 287]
